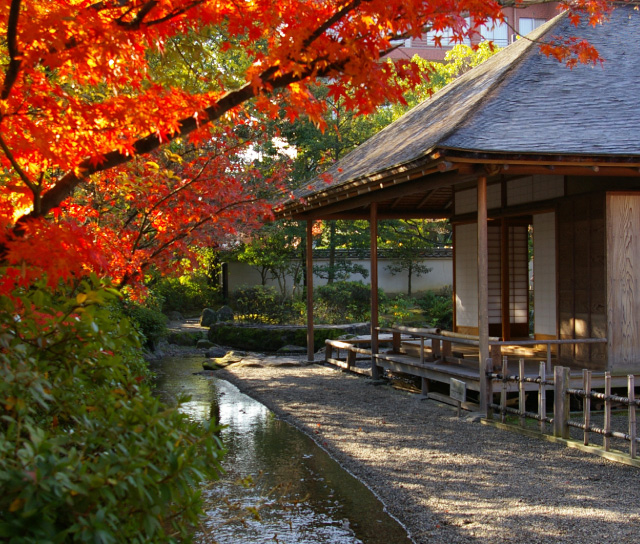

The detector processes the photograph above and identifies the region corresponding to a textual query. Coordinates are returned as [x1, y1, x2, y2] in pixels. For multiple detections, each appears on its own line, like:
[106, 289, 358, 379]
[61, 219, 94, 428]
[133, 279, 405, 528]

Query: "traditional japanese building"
[276, 4, 640, 377]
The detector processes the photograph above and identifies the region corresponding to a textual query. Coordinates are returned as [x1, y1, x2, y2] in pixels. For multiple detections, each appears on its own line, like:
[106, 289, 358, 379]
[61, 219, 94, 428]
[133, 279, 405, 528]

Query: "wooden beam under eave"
[283, 169, 472, 220]
[309, 210, 452, 221]
[306, 219, 315, 363]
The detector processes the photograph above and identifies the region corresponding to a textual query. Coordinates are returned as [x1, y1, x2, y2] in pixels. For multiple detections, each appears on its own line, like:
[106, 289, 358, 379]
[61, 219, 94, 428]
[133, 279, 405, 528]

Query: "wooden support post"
[325, 342, 333, 363]
[306, 220, 315, 364]
[546, 344, 552, 373]
[477, 175, 490, 374]
[539, 362, 546, 433]
[479, 357, 493, 418]
[554, 366, 570, 439]
[421, 377, 430, 397]
[432, 338, 441, 359]
[392, 331, 401, 353]
[629, 375, 637, 459]
[490, 344, 502, 368]
[518, 358, 526, 428]
[604, 372, 611, 451]
[346, 348, 356, 370]
[420, 337, 425, 365]
[370, 203, 380, 379]
[442, 340, 452, 360]
[583, 369, 591, 446]
[501, 356, 508, 424]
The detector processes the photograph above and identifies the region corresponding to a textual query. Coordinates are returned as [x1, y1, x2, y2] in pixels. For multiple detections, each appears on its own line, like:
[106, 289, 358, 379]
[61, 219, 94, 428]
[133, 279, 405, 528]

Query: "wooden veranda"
[274, 5, 640, 412]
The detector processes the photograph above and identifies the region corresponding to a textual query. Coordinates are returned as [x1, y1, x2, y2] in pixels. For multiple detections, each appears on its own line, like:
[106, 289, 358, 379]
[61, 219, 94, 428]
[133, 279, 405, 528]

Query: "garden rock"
[205, 346, 228, 358]
[196, 339, 215, 349]
[199, 308, 218, 327]
[216, 305, 234, 322]
[167, 311, 184, 322]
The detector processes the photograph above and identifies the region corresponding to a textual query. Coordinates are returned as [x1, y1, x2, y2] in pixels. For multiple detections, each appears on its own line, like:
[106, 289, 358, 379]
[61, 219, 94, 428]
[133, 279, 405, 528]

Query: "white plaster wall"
[227, 257, 452, 295]
[533, 212, 557, 336]
[454, 223, 478, 328]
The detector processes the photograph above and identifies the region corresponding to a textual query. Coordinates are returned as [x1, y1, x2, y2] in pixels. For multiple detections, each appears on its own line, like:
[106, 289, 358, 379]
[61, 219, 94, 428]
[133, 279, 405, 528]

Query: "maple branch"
[118, 196, 263, 287]
[128, 157, 213, 255]
[116, 0, 157, 28]
[0, 132, 38, 198]
[300, 0, 363, 51]
[20, 58, 344, 227]
[2, 0, 23, 100]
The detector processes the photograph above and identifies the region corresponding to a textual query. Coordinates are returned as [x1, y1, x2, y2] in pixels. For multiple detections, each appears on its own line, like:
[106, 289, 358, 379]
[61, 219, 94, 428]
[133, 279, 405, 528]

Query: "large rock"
[199, 308, 218, 327]
[167, 311, 184, 322]
[205, 346, 228, 358]
[216, 305, 234, 322]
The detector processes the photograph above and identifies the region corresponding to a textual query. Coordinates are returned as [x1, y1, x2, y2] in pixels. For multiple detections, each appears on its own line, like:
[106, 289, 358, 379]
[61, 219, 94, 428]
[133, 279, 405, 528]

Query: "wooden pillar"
[478, 176, 490, 410]
[306, 219, 315, 363]
[370, 203, 380, 379]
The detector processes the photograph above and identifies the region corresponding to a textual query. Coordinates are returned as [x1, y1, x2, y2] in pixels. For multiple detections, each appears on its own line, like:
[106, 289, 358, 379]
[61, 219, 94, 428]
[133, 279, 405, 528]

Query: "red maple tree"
[0, 0, 612, 291]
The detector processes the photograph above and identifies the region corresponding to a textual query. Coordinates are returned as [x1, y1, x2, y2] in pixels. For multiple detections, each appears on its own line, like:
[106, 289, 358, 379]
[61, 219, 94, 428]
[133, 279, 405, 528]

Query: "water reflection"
[151, 357, 412, 544]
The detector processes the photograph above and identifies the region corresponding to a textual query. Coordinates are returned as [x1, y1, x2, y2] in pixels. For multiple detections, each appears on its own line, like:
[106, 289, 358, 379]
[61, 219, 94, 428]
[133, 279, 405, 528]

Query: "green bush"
[314, 281, 372, 323]
[416, 286, 453, 330]
[153, 275, 221, 315]
[0, 276, 223, 543]
[380, 294, 425, 327]
[231, 285, 293, 324]
[122, 300, 168, 350]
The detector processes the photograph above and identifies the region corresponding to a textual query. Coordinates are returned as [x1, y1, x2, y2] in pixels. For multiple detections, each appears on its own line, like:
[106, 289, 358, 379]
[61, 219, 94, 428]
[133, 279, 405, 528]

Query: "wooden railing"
[485, 356, 639, 463]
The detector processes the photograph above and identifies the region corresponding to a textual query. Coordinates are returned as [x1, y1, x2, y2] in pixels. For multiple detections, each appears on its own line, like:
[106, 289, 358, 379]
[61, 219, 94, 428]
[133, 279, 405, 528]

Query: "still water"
[151, 357, 413, 544]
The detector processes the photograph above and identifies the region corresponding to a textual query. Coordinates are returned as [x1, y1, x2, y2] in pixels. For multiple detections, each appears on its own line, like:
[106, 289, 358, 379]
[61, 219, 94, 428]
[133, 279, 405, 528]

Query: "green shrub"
[153, 275, 221, 315]
[122, 300, 168, 350]
[416, 286, 453, 330]
[231, 285, 293, 324]
[380, 294, 425, 327]
[314, 281, 372, 323]
[0, 276, 223, 543]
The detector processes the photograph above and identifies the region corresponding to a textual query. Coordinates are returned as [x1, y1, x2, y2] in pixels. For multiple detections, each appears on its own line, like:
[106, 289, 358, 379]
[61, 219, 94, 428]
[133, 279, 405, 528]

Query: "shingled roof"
[278, 4, 640, 219]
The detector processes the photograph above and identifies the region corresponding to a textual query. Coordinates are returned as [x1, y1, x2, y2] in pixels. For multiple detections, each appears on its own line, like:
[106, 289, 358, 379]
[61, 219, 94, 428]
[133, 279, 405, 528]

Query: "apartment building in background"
[386, 3, 560, 61]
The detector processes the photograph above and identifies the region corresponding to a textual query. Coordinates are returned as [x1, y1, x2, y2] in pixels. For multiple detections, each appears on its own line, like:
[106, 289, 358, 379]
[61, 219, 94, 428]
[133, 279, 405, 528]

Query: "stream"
[150, 356, 413, 544]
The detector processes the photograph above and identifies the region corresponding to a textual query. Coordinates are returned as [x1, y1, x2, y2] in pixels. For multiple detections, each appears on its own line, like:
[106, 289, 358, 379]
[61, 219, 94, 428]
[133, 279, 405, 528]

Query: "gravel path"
[215, 359, 640, 544]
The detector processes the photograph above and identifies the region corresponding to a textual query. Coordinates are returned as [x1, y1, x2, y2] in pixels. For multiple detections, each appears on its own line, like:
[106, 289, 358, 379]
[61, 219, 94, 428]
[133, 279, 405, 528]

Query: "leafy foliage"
[1, 1, 608, 292]
[416, 286, 454, 330]
[231, 285, 294, 324]
[152, 275, 222, 316]
[315, 281, 373, 323]
[122, 299, 169, 350]
[0, 277, 223, 542]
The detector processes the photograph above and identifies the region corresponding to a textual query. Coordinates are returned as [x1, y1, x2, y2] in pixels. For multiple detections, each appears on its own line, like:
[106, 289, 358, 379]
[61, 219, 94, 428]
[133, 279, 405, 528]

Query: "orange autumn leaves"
[0, 0, 611, 292]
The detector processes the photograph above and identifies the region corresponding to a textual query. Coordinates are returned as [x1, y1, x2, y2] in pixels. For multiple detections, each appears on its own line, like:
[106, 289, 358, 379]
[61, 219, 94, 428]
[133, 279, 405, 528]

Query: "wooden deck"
[325, 328, 622, 405]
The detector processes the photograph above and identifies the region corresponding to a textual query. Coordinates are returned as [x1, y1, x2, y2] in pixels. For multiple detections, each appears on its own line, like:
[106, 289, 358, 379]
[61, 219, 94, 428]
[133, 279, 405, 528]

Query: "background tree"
[380, 219, 450, 296]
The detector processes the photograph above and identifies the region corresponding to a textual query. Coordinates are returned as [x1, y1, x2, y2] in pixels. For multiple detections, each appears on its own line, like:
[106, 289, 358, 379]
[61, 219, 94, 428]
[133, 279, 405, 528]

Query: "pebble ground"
[216, 359, 640, 544]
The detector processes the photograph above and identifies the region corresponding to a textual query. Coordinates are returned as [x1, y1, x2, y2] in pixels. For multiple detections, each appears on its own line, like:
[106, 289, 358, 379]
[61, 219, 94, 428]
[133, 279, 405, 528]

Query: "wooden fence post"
[539, 362, 546, 433]
[501, 356, 508, 424]
[629, 375, 637, 459]
[583, 369, 591, 446]
[554, 366, 570, 439]
[519, 358, 526, 428]
[604, 372, 611, 451]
